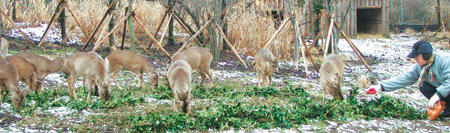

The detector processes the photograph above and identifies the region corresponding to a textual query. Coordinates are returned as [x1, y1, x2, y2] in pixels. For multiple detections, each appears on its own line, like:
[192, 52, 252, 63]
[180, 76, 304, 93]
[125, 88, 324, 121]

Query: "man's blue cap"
[407, 40, 433, 58]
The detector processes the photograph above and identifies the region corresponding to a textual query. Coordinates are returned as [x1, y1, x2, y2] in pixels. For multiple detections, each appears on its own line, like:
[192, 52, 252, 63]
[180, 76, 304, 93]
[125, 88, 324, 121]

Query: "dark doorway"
[357, 8, 382, 34]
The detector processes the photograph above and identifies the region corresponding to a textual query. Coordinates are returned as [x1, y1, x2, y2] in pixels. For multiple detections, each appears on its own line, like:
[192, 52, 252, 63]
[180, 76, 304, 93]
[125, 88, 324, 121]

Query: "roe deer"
[1, 37, 9, 57]
[172, 47, 213, 86]
[105, 50, 158, 90]
[5, 56, 39, 93]
[253, 48, 279, 88]
[319, 54, 345, 100]
[167, 60, 193, 114]
[0, 58, 27, 110]
[15, 52, 65, 92]
[65, 52, 110, 102]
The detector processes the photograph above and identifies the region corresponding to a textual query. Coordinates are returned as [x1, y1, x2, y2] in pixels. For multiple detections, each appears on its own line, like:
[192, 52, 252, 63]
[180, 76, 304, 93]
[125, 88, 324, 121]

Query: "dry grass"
[3, 0, 313, 60]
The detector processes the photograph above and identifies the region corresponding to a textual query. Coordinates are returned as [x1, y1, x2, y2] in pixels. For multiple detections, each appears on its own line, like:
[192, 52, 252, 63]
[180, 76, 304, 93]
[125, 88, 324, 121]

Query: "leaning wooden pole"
[148, 6, 171, 49]
[215, 23, 248, 68]
[0, 9, 34, 45]
[40, 1, 63, 44]
[421, 9, 438, 34]
[263, 17, 291, 48]
[434, 15, 450, 35]
[132, 15, 172, 59]
[175, 19, 213, 54]
[83, 1, 117, 49]
[65, 6, 89, 38]
[323, 14, 335, 58]
[157, 13, 173, 46]
[235, 31, 255, 56]
[173, 12, 203, 46]
[38, 4, 66, 47]
[92, 12, 133, 52]
[334, 22, 372, 72]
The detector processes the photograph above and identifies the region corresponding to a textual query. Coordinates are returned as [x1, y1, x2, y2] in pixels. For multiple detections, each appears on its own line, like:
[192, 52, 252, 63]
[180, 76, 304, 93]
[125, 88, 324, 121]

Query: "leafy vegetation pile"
[1, 83, 426, 132]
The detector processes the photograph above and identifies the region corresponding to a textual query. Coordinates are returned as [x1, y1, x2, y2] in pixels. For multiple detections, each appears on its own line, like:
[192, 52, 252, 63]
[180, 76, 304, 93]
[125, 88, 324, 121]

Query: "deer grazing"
[319, 54, 345, 100]
[253, 48, 279, 88]
[65, 52, 110, 102]
[167, 60, 193, 114]
[15, 52, 65, 92]
[0, 37, 8, 57]
[0, 58, 27, 110]
[172, 47, 213, 86]
[105, 50, 158, 90]
[5, 56, 39, 93]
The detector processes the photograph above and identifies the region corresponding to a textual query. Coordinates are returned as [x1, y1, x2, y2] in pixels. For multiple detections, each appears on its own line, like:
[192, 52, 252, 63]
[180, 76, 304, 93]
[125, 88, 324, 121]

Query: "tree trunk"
[59, 0, 68, 46]
[108, 0, 116, 50]
[168, 0, 175, 46]
[127, 0, 136, 50]
[437, 0, 442, 31]
[220, 0, 229, 50]
[12, 0, 16, 21]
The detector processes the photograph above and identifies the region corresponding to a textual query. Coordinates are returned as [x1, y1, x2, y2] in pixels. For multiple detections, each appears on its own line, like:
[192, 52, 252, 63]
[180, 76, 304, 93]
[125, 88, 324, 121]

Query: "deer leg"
[138, 72, 144, 89]
[200, 73, 206, 86]
[268, 74, 272, 86]
[112, 71, 123, 90]
[68, 75, 78, 100]
[257, 72, 262, 88]
[87, 79, 93, 102]
[207, 69, 214, 86]
[0, 85, 4, 106]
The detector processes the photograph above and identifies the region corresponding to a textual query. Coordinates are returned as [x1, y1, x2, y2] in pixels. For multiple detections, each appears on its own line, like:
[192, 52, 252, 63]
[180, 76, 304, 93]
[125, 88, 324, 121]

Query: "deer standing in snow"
[5, 56, 39, 93]
[167, 60, 193, 114]
[253, 48, 279, 88]
[172, 47, 213, 86]
[65, 52, 110, 102]
[319, 54, 345, 100]
[15, 52, 65, 92]
[105, 50, 158, 90]
[0, 58, 27, 110]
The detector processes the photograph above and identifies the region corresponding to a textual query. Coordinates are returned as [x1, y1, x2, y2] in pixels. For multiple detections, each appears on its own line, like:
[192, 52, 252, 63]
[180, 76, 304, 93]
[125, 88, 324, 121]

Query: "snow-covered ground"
[1, 23, 449, 132]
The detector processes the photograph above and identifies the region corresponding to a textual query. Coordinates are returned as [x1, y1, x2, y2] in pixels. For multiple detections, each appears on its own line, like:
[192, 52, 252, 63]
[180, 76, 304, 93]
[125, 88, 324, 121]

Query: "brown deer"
[319, 54, 345, 100]
[105, 50, 158, 90]
[15, 52, 65, 92]
[5, 56, 39, 93]
[1, 37, 9, 57]
[65, 52, 110, 102]
[0, 58, 27, 110]
[253, 48, 279, 88]
[172, 47, 213, 86]
[167, 60, 193, 114]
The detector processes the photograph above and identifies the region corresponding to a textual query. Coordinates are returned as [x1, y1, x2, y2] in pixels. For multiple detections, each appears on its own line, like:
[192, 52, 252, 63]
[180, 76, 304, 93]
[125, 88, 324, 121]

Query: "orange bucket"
[427, 101, 446, 120]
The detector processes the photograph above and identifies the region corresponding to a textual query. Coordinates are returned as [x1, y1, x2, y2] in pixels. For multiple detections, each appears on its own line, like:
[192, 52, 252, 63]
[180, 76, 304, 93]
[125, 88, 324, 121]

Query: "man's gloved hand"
[428, 94, 440, 109]
[366, 84, 382, 94]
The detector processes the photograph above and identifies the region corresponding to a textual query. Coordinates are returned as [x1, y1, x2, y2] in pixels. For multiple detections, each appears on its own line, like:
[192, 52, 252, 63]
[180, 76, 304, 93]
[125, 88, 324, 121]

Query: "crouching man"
[366, 40, 450, 118]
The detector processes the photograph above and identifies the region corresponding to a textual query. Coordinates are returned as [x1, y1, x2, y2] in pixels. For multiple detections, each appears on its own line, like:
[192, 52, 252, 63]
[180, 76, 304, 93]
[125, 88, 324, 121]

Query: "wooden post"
[173, 12, 203, 46]
[158, 13, 173, 46]
[65, 6, 88, 38]
[421, 8, 438, 34]
[82, 1, 117, 49]
[234, 31, 255, 56]
[324, 14, 335, 58]
[215, 23, 248, 68]
[12, 0, 16, 21]
[175, 19, 213, 54]
[334, 21, 372, 72]
[92, 12, 134, 52]
[147, 6, 171, 49]
[132, 15, 172, 60]
[263, 17, 291, 48]
[135, 35, 152, 55]
[38, 4, 66, 47]
[434, 15, 450, 35]
[0, 9, 34, 45]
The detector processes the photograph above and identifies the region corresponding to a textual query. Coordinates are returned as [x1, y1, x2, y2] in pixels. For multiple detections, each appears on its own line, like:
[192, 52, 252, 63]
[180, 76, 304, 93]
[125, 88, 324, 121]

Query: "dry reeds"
[3, 0, 308, 60]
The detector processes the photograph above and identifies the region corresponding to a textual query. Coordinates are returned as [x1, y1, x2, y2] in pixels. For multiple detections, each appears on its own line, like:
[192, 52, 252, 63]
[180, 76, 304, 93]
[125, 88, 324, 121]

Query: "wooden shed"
[333, 0, 390, 37]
